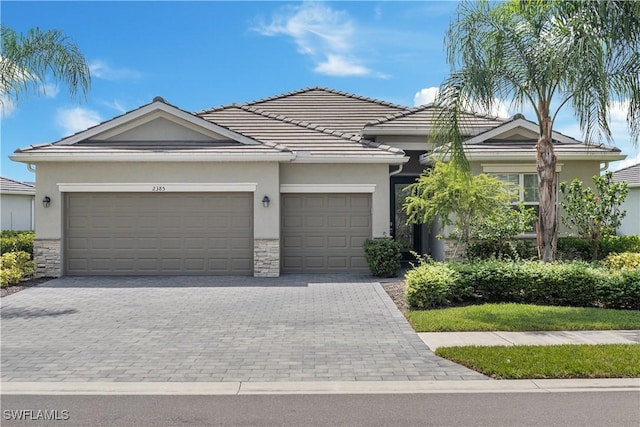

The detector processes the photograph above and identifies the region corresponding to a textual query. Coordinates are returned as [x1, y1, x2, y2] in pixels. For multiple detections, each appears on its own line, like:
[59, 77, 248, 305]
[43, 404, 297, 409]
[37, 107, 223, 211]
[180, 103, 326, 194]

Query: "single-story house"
[10, 87, 625, 277]
[613, 163, 640, 236]
[1, 177, 35, 231]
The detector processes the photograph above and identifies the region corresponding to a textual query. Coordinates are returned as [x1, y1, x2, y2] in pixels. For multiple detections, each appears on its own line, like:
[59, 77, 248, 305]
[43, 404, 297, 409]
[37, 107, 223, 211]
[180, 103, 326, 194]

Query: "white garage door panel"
[65, 193, 253, 275]
[281, 194, 371, 273]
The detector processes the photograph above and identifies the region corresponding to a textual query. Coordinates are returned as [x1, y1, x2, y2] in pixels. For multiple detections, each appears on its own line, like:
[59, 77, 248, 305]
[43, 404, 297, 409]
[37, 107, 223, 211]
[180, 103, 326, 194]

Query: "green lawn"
[407, 303, 640, 332]
[436, 344, 640, 379]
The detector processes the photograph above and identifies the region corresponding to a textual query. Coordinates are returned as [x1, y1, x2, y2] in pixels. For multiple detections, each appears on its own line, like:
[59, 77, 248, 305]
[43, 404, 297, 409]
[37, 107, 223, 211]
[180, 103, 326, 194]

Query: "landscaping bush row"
[0, 251, 35, 287]
[465, 235, 640, 262]
[557, 235, 640, 261]
[0, 231, 34, 257]
[406, 260, 640, 310]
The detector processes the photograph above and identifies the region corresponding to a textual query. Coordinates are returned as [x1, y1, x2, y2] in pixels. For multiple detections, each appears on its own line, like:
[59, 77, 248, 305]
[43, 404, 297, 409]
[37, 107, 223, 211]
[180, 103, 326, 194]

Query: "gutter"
[10, 152, 296, 163]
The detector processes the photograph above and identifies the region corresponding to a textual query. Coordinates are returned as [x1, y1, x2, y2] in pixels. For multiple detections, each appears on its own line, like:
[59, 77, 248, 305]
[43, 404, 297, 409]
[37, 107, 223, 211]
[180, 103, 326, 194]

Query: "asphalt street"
[2, 392, 639, 427]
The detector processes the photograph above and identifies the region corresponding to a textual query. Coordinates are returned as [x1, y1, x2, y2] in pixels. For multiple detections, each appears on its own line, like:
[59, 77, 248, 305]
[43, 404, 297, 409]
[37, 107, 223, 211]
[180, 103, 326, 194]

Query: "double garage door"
[65, 192, 371, 275]
[65, 193, 253, 275]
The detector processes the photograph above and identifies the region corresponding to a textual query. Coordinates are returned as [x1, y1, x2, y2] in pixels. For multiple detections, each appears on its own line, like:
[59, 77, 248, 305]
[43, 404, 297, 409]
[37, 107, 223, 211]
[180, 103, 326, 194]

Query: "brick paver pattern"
[1, 275, 487, 382]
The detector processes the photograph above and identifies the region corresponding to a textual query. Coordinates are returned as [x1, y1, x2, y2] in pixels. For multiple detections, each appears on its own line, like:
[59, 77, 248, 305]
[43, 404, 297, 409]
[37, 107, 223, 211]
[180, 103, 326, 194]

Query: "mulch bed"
[1, 277, 53, 298]
[381, 280, 408, 313]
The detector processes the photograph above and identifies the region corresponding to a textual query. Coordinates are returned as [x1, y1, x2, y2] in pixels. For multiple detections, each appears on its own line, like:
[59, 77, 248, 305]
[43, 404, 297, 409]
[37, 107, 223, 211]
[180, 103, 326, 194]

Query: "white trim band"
[280, 184, 376, 193]
[57, 183, 258, 193]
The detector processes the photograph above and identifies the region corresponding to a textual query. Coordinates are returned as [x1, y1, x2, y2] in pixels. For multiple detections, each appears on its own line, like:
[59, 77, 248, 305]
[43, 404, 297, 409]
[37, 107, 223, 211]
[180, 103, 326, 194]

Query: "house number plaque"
[152, 186, 166, 192]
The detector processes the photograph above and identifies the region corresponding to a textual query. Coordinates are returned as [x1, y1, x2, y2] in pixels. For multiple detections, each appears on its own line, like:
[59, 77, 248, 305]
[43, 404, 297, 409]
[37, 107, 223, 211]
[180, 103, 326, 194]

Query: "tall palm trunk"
[536, 115, 558, 261]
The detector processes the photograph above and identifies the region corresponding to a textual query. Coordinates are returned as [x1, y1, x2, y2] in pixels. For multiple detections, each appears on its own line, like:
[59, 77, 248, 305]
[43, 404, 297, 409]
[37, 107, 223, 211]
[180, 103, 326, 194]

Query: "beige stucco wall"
[280, 163, 391, 238]
[34, 161, 280, 240]
[36, 161, 392, 240]
[470, 159, 604, 235]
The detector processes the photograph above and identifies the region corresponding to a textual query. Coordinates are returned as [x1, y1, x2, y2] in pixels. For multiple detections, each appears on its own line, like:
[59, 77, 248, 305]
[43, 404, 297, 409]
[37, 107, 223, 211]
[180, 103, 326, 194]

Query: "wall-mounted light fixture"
[262, 195, 270, 208]
[42, 196, 51, 208]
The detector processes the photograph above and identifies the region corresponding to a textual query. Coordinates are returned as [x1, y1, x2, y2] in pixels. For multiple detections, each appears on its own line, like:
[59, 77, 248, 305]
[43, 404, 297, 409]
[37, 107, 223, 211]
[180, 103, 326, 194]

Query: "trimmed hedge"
[558, 235, 640, 261]
[406, 260, 640, 310]
[363, 238, 402, 278]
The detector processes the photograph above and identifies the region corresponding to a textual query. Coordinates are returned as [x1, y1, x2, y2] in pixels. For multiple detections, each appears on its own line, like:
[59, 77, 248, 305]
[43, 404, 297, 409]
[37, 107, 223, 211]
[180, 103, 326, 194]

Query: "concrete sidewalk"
[418, 330, 640, 351]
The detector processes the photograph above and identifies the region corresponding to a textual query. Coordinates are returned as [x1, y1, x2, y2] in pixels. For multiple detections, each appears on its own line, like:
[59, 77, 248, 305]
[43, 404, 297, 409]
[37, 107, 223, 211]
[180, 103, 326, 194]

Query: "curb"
[2, 379, 639, 395]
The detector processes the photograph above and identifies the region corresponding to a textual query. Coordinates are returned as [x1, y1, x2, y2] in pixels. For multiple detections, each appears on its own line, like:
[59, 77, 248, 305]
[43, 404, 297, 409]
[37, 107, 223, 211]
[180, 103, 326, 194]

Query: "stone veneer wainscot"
[253, 238, 280, 277]
[34, 238, 62, 277]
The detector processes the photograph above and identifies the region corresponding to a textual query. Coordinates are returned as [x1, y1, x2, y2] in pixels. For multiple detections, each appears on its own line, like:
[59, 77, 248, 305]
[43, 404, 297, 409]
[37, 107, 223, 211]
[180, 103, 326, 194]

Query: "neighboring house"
[9, 87, 625, 277]
[613, 163, 640, 236]
[1, 177, 35, 231]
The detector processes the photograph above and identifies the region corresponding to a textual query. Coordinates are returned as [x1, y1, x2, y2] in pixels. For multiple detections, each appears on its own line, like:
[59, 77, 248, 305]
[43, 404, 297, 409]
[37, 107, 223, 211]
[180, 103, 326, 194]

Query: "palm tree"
[434, 0, 640, 261]
[1, 26, 91, 106]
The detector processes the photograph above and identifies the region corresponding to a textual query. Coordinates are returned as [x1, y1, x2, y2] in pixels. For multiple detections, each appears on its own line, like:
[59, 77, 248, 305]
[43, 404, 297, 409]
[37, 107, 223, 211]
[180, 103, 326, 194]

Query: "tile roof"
[198, 105, 403, 159]
[201, 87, 409, 137]
[0, 177, 35, 194]
[363, 104, 505, 136]
[613, 163, 640, 185]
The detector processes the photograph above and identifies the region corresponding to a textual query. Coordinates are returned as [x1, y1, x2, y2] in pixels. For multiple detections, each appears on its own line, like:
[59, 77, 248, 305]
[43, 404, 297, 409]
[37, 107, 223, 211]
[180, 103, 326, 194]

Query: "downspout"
[389, 163, 404, 176]
[27, 163, 36, 172]
[600, 162, 609, 173]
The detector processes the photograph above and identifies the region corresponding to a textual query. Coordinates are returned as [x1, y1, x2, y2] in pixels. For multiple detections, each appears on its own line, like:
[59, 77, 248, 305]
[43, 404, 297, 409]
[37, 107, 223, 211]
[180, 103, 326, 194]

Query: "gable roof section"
[0, 177, 35, 195]
[363, 104, 505, 137]
[211, 87, 410, 137]
[613, 163, 640, 186]
[12, 98, 294, 162]
[427, 116, 624, 162]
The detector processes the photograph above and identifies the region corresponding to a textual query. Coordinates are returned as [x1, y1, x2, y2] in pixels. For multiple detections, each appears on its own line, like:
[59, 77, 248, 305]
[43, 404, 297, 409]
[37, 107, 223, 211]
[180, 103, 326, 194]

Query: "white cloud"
[414, 87, 439, 106]
[56, 107, 102, 135]
[89, 60, 143, 80]
[314, 54, 371, 77]
[414, 86, 510, 118]
[254, 2, 378, 77]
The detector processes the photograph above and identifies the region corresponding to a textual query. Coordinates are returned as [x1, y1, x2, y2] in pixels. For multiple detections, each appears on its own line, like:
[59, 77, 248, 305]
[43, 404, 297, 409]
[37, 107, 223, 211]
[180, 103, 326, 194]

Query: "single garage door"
[65, 192, 253, 275]
[281, 193, 371, 273]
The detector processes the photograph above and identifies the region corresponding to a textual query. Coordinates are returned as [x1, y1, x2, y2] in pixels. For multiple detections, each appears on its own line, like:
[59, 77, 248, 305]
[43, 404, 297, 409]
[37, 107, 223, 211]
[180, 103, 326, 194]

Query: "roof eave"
[0, 190, 36, 195]
[292, 154, 409, 165]
[9, 152, 295, 163]
[421, 152, 626, 164]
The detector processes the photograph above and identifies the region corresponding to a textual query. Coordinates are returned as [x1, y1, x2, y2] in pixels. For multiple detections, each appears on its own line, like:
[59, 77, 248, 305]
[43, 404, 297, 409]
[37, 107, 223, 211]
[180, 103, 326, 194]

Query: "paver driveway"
[1, 276, 486, 382]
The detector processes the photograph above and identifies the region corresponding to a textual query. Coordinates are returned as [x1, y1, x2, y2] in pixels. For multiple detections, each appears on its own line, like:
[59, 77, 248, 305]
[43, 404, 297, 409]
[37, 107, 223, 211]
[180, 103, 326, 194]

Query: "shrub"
[602, 252, 640, 270]
[523, 262, 611, 307]
[558, 235, 640, 261]
[601, 235, 640, 255]
[599, 269, 640, 310]
[557, 237, 592, 260]
[0, 231, 35, 257]
[363, 238, 402, 278]
[467, 239, 536, 261]
[0, 251, 35, 287]
[560, 172, 628, 260]
[405, 259, 637, 310]
[406, 261, 459, 308]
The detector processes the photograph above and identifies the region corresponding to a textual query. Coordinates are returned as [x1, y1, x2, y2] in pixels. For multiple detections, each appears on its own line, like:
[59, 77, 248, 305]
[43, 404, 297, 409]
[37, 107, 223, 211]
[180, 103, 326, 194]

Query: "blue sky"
[2, 0, 638, 182]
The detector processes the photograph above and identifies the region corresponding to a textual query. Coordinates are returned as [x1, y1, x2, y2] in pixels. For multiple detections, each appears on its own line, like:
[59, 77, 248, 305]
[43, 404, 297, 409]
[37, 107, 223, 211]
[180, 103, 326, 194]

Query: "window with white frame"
[492, 173, 539, 231]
